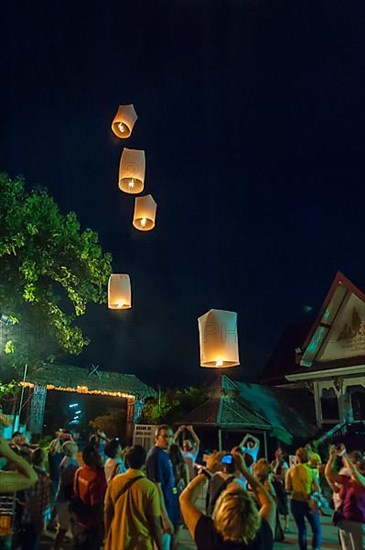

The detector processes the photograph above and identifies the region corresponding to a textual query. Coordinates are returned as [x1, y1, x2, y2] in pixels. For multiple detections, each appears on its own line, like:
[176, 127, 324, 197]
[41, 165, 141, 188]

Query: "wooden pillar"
[218, 428, 222, 451]
[126, 397, 135, 441]
[263, 431, 268, 458]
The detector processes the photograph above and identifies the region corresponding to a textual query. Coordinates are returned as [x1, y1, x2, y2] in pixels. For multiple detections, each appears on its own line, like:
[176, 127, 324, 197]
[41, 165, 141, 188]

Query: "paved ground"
[41, 513, 340, 549]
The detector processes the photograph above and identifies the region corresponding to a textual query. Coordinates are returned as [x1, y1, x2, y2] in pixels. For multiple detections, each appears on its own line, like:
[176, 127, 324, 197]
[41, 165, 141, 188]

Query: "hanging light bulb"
[133, 195, 157, 231]
[108, 274, 132, 309]
[198, 309, 240, 368]
[118, 149, 145, 194]
[111, 105, 138, 138]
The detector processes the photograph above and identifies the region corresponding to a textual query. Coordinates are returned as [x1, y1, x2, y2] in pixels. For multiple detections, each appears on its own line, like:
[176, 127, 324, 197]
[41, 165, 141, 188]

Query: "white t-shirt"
[182, 449, 199, 479]
[104, 457, 126, 484]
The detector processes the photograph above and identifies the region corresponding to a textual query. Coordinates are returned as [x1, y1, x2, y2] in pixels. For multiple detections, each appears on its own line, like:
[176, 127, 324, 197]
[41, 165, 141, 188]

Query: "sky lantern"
[108, 274, 132, 309]
[111, 104, 138, 138]
[119, 148, 145, 194]
[133, 194, 157, 231]
[198, 309, 239, 368]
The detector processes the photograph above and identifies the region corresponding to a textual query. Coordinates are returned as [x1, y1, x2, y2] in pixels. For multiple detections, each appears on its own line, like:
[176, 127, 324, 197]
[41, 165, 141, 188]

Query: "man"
[286, 447, 321, 550]
[174, 425, 200, 480]
[146, 425, 180, 550]
[72, 444, 107, 550]
[54, 441, 79, 550]
[104, 445, 163, 550]
[271, 448, 289, 531]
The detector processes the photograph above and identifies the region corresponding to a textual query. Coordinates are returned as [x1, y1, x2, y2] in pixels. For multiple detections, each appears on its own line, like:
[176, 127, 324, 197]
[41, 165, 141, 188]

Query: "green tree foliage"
[89, 408, 126, 438]
[142, 386, 208, 425]
[0, 173, 112, 375]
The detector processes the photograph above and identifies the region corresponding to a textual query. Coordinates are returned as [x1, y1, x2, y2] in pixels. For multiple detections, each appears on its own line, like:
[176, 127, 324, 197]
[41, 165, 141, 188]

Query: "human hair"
[31, 447, 45, 467]
[82, 444, 101, 467]
[62, 441, 78, 457]
[104, 438, 121, 459]
[213, 488, 261, 544]
[12, 431, 21, 438]
[154, 424, 171, 438]
[296, 447, 308, 463]
[254, 458, 271, 481]
[125, 445, 146, 469]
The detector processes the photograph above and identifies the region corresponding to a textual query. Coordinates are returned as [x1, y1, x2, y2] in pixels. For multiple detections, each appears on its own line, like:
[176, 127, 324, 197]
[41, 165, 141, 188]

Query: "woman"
[253, 458, 284, 542]
[169, 443, 190, 494]
[286, 447, 321, 550]
[325, 444, 365, 550]
[180, 450, 275, 549]
[271, 448, 289, 531]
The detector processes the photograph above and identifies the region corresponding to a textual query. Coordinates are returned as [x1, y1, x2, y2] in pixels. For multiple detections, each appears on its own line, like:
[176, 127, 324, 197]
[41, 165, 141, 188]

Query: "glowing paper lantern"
[119, 148, 145, 194]
[133, 194, 157, 231]
[198, 309, 239, 368]
[111, 105, 138, 138]
[108, 274, 132, 309]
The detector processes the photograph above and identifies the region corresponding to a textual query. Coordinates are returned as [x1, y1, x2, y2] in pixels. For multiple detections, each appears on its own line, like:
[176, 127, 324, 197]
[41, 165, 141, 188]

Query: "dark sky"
[1, 1, 365, 386]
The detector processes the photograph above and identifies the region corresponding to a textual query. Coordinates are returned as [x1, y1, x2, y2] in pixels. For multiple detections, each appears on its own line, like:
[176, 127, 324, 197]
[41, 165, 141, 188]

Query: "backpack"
[206, 474, 235, 516]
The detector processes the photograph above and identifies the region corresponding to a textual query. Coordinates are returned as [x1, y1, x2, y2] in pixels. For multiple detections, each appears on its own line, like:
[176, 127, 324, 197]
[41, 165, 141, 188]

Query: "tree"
[89, 408, 126, 438]
[0, 173, 112, 376]
[142, 386, 208, 425]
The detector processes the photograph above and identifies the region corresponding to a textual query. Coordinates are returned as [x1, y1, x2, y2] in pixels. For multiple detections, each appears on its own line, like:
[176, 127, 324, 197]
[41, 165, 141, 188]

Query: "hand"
[178, 425, 185, 432]
[336, 444, 346, 457]
[162, 516, 174, 534]
[187, 425, 193, 432]
[233, 450, 248, 472]
[205, 451, 224, 473]
[329, 444, 337, 458]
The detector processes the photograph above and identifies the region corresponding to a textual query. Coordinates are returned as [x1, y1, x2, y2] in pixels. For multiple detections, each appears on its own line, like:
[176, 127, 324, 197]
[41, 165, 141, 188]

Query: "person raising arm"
[0, 435, 37, 493]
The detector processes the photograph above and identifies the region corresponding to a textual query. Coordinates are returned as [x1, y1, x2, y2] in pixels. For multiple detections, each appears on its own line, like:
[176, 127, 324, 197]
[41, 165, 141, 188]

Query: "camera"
[221, 454, 233, 465]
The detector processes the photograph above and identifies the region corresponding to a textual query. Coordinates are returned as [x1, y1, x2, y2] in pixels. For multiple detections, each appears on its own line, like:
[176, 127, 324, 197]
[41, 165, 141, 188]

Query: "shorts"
[56, 501, 71, 530]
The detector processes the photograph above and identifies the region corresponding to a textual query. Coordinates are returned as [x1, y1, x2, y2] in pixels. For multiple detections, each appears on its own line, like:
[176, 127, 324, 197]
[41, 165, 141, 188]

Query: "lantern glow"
[198, 309, 240, 368]
[111, 104, 138, 138]
[133, 195, 157, 231]
[108, 274, 132, 309]
[119, 148, 146, 194]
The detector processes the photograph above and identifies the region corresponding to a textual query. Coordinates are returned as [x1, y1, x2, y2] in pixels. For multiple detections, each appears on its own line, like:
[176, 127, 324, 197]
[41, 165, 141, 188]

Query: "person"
[271, 448, 289, 531]
[104, 445, 163, 550]
[71, 444, 107, 550]
[48, 433, 65, 527]
[325, 444, 365, 550]
[0, 435, 37, 492]
[286, 446, 321, 550]
[239, 434, 260, 463]
[19, 448, 51, 550]
[253, 459, 283, 542]
[146, 425, 180, 550]
[180, 450, 275, 549]
[104, 438, 126, 485]
[206, 449, 247, 517]
[54, 440, 79, 550]
[169, 444, 190, 495]
[89, 430, 110, 461]
[174, 425, 200, 479]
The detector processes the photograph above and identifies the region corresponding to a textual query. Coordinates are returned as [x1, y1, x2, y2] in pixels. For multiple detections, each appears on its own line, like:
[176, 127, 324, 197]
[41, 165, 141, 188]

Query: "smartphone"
[221, 454, 233, 465]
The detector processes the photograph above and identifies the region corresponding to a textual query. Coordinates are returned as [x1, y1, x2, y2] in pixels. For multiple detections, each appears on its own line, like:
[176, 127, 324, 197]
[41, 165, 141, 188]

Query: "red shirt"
[339, 477, 365, 523]
[74, 465, 107, 506]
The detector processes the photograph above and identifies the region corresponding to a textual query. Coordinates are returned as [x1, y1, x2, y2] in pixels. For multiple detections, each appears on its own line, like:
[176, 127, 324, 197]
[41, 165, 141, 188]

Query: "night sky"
[1, 1, 365, 386]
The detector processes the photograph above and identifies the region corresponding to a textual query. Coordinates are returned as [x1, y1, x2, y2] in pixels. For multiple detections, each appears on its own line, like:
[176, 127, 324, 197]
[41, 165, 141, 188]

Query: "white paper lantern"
[111, 105, 138, 138]
[108, 274, 132, 309]
[198, 309, 239, 368]
[133, 194, 157, 231]
[119, 148, 145, 194]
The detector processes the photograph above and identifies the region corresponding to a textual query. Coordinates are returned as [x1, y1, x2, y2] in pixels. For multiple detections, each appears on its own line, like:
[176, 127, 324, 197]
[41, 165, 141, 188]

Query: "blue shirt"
[146, 446, 180, 525]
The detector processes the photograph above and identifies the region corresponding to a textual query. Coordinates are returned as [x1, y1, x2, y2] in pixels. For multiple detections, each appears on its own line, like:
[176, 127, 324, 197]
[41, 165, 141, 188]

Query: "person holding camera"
[325, 444, 365, 550]
[205, 450, 247, 516]
[180, 450, 275, 549]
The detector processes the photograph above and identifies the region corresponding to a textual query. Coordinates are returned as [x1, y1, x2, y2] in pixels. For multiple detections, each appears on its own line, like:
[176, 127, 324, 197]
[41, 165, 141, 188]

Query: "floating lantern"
[119, 148, 145, 194]
[108, 274, 132, 309]
[198, 309, 239, 368]
[111, 104, 138, 138]
[133, 194, 157, 231]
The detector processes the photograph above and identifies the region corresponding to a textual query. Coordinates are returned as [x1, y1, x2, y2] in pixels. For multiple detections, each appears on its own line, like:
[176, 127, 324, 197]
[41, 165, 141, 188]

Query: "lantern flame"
[140, 217, 147, 227]
[216, 360, 223, 367]
[128, 179, 135, 189]
[118, 123, 125, 133]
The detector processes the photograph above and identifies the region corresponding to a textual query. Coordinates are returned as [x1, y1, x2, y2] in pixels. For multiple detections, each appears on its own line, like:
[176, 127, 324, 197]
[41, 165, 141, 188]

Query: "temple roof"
[24, 362, 155, 398]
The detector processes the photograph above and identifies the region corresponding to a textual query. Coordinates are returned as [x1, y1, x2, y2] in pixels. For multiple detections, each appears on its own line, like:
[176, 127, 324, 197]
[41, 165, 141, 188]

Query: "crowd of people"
[0, 424, 364, 549]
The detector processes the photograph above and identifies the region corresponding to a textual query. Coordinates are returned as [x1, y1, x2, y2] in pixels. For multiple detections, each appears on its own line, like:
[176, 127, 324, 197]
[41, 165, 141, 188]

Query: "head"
[296, 447, 309, 464]
[253, 458, 271, 481]
[155, 424, 174, 451]
[246, 439, 255, 450]
[11, 431, 27, 446]
[31, 447, 46, 468]
[82, 444, 103, 469]
[62, 441, 78, 458]
[275, 448, 283, 460]
[348, 450, 363, 464]
[169, 444, 184, 467]
[125, 445, 146, 470]
[213, 487, 261, 545]
[105, 438, 122, 460]
[182, 439, 194, 453]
